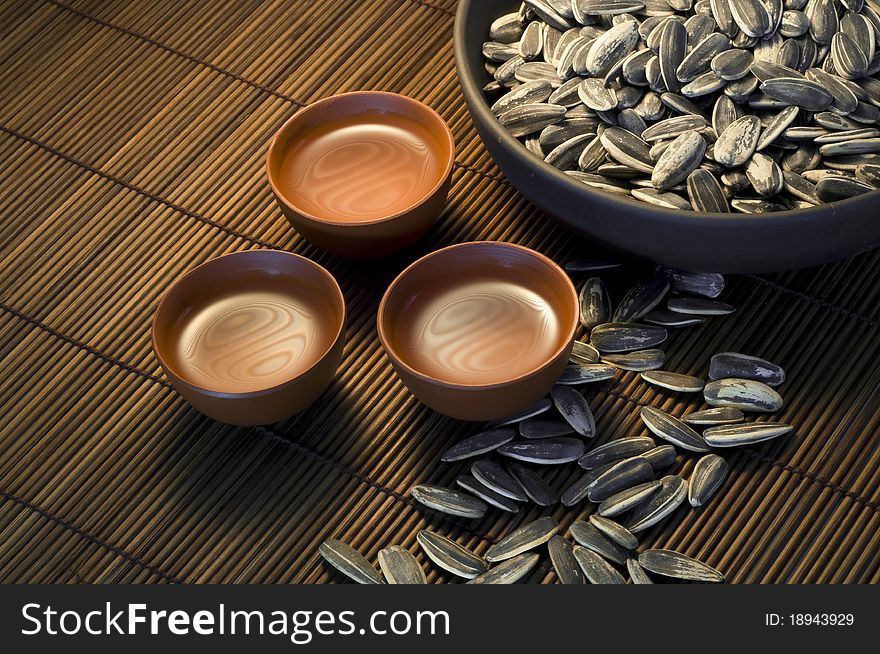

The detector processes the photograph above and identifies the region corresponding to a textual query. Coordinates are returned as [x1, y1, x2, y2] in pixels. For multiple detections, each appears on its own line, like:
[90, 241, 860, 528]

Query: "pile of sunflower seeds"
[380, 262, 793, 583]
[320, 518, 723, 584]
[482, 0, 880, 212]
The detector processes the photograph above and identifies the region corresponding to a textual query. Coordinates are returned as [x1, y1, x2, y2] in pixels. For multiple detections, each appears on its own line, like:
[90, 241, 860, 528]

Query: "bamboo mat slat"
[0, 0, 878, 584]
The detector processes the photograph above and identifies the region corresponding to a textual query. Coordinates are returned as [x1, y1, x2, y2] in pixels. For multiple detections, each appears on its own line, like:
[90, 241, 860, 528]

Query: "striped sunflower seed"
[684, 407, 745, 425]
[494, 55, 527, 84]
[508, 463, 557, 505]
[570, 520, 629, 564]
[558, 364, 617, 385]
[489, 13, 524, 44]
[642, 444, 677, 470]
[579, 78, 619, 111]
[319, 539, 384, 584]
[411, 484, 488, 519]
[483, 41, 521, 63]
[731, 198, 788, 213]
[709, 352, 785, 386]
[659, 19, 687, 93]
[498, 438, 586, 464]
[640, 406, 710, 451]
[805, 68, 859, 115]
[548, 535, 585, 584]
[643, 308, 706, 327]
[760, 77, 833, 111]
[856, 163, 880, 186]
[587, 456, 656, 502]
[378, 546, 427, 584]
[488, 397, 553, 428]
[586, 21, 641, 76]
[832, 32, 868, 80]
[561, 467, 606, 506]
[590, 322, 668, 353]
[499, 103, 566, 137]
[574, 0, 647, 14]
[624, 475, 688, 532]
[703, 421, 794, 446]
[573, 547, 627, 584]
[441, 428, 516, 462]
[613, 276, 670, 322]
[524, 0, 573, 30]
[756, 106, 799, 151]
[578, 436, 656, 469]
[590, 514, 639, 549]
[640, 370, 706, 392]
[805, 0, 838, 45]
[678, 33, 732, 82]
[548, 77, 587, 108]
[571, 339, 602, 364]
[551, 385, 596, 437]
[466, 552, 540, 584]
[711, 0, 737, 36]
[686, 168, 730, 212]
[819, 138, 880, 157]
[749, 60, 804, 82]
[681, 71, 728, 97]
[472, 459, 528, 501]
[815, 129, 880, 145]
[603, 349, 666, 371]
[627, 557, 654, 584]
[642, 115, 708, 142]
[515, 61, 564, 86]
[519, 20, 544, 60]
[492, 80, 554, 116]
[485, 516, 558, 562]
[688, 454, 729, 507]
[780, 9, 810, 38]
[715, 115, 762, 167]
[712, 48, 754, 81]
[417, 531, 487, 579]
[456, 474, 521, 513]
[729, 0, 772, 37]
[579, 276, 611, 329]
[545, 132, 595, 169]
[661, 92, 710, 119]
[598, 480, 663, 516]
[638, 549, 724, 582]
[600, 126, 655, 173]
[668, 297, 736, 315]
[703, 378, 784, 412]
[662, 268, 725, 298]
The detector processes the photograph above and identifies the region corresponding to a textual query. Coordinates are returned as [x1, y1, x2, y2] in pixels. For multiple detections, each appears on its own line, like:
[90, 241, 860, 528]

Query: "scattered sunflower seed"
[509, 463, 557, 505]
[688, 454, 729, 506]
[590, 322, 668, 353]
[573, 546, 626, 583]
[411, 485, 488, 519]
[472, 459, 529, 501]
[625, 475, 688, 532]
[487, 397, 553, 428]
[603, 349, 666, 371]
[613, 277, 671, 322]
[642, 444, 678, 470]
[627, 557, 654, 584]
[456, 475, 521, 513]
[570, 520, 629, 564]
[638, 549, 724, 582]
[684, 407, 745, 425]
[319, 539, 385, 584]
[668, 297, 736, 315]
[441, 428, 516, 462]
[558, 364, 618, 385]
[520, 417, 575, 438]
[571, 339, 602, 364]
[661, 268, 724, 298]
[640, 370, 705, 392]
[551, 385, 597, 437]
[466, 553, 540, 584]
[498, 438, 587, 464]
[589, 514, 639, 549]
[588, 456, 656, 502]
[598, 480, 663, 516]
[640, 406, 710, 451]
[703, 378, 784, 412]
[643, 308, 707, 327]
[709, 352, 785, 386]
[579, 276, 612, 329]
[702, 421, 794, 446]
[378, 546, 427, 584]
[578, 436, 656, 469]
[416, 531, 487, 579]
[548, 535, 585, 584]
[485, 517, 558, 562]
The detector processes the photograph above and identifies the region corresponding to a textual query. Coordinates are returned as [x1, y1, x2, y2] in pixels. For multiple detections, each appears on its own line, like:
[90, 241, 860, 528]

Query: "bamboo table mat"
[0, 0, 878, 584]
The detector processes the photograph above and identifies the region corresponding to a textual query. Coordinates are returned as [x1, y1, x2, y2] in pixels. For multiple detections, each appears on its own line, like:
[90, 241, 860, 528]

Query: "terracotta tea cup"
[378, 241, 578, 421]
[267, 91, 455, 257]
[152, 250, 346, 426]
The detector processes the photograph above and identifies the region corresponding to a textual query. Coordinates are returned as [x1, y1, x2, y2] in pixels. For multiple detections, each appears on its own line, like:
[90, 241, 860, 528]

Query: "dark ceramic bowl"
[454, 0, 880, 273]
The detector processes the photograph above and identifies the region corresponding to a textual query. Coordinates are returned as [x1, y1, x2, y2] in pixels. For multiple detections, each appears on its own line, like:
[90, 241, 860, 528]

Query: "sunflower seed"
[627, 557, 654, 583]
[715, 115, 762, 167]
[598, 480, 663, 517]
[688, 454, 729, 507]
[599, 126, 655, 172]
[711, 48, 754, 82]
[495, 54, 527, 84]
[804, 0, 837, 44]
[472, 459, 529, 501]
[487, 397, 553, 428]
[466, 552, 540, 584]
[704, 378, 784, 412]
[551, 385, 596, 438]
[458, 474, 521, 512]
[625, 475, 688, 532]
[411, 484, 488, 519]
[378, 546, 426, 584]
[685, 167, 729, 214]
[724, 74, 760, 102]
[508, 463, 557, 505]
[586, 21, 641, 77]
[748, 144, 793, 192]
[590, 515, 638, 551]
[516, 61, 565, 87]
[520, 417, 574, 439]
[642, 444, 678, 470]
[756, 106, 799, 152]
[491, 81, 554, 117]
[588, 456, 656, 502]
[661, 269, 724, 298]
[642, 116, 708, 143]
[578, 436, 656, 470]
[558, 364, 618, 386]
[561, 467, 605, 506]
[545, 132, 595, 169]
[485, 516, 558, 562]
[524, 0, 574, 30]
[684, 407, 745, 425]
[417, 531, 487, 579]
[760, 77, 833, 110]
[643, 308, 707, 327]
[819, 138, 880, 158]
[709, 352, 785, 386]
[640, 370, 706, 392]
[483, 41, 521, 63]
[749, 60, 804, 82]
[856, 163, 880, 186]
[547, 535, 585, 584]
[678, 33, 732, 83]
[441, 429, 516, 462]
[729, 0, 772, 36]
[659, 19, 687, 93]
[498, 103, 567, 137]
[573, 546, 626, 583]
[640, 406, 710, 451]
[780, 9, 810, 37]
[805, 68, 859, 115]
[499, 438, 586, 464]
[815, 129, 880, 145]
[519, 20, 544, 60]
[590, 323, 668, 354]
[603, 349, 667, 371]
[613, 277, 670, 322]
[570, 520, 629, 564]
[703, 421, 794, 445]
[319, 539, 385, 584]
[639, 549, 724, 582]
[575, 0, 647, 14]
[571, 339, 602, 364]
[577, 78, 618, 112]
[832, 32, 868, 80]
[668, 297, 736, 315]
[490, 13, 524, 43]
[578, 277, 611, 329]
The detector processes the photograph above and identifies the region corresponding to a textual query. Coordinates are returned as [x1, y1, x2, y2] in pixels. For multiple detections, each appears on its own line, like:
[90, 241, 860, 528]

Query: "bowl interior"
[267, 92, 455, 226]
[153, 250, 345, 396]
[379, 242, 577, 387]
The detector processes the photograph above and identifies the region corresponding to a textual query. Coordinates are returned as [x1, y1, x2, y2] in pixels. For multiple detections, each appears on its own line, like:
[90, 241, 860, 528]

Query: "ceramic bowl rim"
[377, 240, 578, 391]
[151, 249, 346, 400]
[265, 90, 456, 228]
